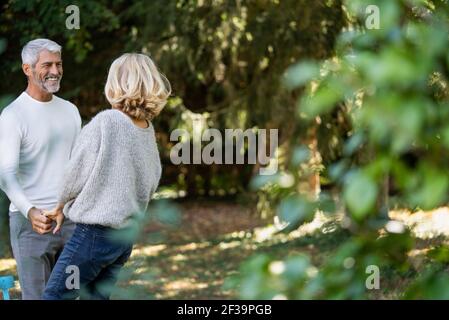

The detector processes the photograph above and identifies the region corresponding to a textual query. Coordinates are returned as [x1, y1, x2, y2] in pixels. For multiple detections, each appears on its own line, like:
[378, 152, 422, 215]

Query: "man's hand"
[28, 207, 53, 234]
[43, 207, 65, 234]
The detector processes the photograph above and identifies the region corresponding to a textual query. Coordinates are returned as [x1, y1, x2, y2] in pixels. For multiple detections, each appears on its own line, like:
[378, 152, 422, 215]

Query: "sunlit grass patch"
[3, 203, 449, 299]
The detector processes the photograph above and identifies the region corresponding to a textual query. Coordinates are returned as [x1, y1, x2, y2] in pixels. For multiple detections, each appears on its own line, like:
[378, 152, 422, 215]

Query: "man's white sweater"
[0, 92, 81, 217]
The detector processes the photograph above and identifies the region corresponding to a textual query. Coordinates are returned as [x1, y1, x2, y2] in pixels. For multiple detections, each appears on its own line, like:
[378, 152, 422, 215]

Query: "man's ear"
[22, 63, 32, 78]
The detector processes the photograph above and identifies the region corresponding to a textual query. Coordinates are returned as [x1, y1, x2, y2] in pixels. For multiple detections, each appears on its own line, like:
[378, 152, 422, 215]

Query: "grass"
[1, 201, 449, 300]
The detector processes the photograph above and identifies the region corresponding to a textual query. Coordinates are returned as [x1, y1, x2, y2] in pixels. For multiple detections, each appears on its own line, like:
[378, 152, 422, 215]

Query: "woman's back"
[58, 109, 162, 229]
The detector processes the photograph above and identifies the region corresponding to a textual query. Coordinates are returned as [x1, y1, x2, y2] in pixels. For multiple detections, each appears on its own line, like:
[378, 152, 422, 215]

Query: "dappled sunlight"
[218, 240, 241, 250]
[408, 248, 430, 257]
[153, 188, 187, 200]
[172, 254, 189, 262]
[129, 279, 152, 285]
[162, 278, 213, 299]
[177, 242, 212, 252]
[0, 258, 15, 273]
[131, 244, 167, 258]
[225, 231, 253, 240]
[253, 225, 278, 243]
[390, 207, 449, 238]
[133, 267, 150, 275]
[252, 211, 334, 244]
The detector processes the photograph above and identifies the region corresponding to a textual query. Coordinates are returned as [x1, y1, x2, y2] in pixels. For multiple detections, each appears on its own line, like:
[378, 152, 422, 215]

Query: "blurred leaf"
[283, 255, 311, 280]
[343, 133, 365, 156]
[410, 166, 449, 210]
[428, 246, 449, 263]
[318, 193, 337, 214]
[250, 174, 280, 190]
[406, 269, 449, 300]
[284, 61, 320, 89]
[291, 146, 311, 166]
[277, 195, 316, 230]
[150, 199, 181, 227]
[301, 83, 342, 118]
[344, 171, 378, 220]
[328, 160, 349, 181]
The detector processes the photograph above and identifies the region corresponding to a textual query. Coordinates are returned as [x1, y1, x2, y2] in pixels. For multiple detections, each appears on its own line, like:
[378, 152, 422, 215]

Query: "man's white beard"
[43, 80, 60, 93]
[32, 70, 61, 94]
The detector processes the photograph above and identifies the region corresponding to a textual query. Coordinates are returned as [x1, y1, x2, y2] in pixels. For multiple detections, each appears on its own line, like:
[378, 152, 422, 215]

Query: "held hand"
[28, 207, 53, 235]
[43, 207, 65, 234]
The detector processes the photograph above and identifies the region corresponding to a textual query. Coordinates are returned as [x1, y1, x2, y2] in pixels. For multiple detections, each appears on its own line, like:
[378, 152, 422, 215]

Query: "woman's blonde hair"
[105, 53, 171, 121]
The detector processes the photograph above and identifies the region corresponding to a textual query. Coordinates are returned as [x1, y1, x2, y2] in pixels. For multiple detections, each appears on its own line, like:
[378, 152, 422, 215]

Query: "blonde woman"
[42, 53, 170, 300]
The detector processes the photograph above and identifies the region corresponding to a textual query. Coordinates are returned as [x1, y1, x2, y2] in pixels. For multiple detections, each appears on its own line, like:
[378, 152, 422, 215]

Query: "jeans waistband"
[77, 223, 111, 231]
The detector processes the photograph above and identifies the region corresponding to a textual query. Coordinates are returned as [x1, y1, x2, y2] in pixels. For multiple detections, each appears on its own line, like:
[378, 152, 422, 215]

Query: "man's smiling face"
[27, 50, 63, 93]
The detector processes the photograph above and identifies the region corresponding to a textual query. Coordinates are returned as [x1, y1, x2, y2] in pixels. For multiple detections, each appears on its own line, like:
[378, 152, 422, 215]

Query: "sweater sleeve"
[0, 110, 34, 218]
[58, 115, 103, 205]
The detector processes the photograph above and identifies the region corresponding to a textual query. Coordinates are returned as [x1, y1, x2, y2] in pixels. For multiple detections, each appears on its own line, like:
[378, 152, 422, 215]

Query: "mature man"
[0, 39, 81, 299]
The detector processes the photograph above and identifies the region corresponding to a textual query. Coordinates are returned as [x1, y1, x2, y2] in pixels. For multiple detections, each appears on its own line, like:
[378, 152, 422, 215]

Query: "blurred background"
[1, 0, 449, 299]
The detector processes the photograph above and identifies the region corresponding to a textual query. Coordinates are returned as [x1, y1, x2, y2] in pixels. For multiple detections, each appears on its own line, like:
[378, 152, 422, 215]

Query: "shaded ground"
[1, 201, 449, 299]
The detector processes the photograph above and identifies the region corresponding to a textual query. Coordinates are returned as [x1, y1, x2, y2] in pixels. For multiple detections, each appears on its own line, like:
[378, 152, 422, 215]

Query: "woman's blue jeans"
[43, 223, 133, 300]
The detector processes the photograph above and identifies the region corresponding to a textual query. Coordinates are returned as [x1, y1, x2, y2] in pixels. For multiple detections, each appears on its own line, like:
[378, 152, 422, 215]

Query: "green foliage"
[234, 228, 415, 299]
[404, 261, 449, 299]
[234, 0, 449, 299]
[343, 170, 378, 221]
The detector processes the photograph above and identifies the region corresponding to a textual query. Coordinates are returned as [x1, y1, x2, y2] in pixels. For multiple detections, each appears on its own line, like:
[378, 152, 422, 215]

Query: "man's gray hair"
[21, 38, 62, 66]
